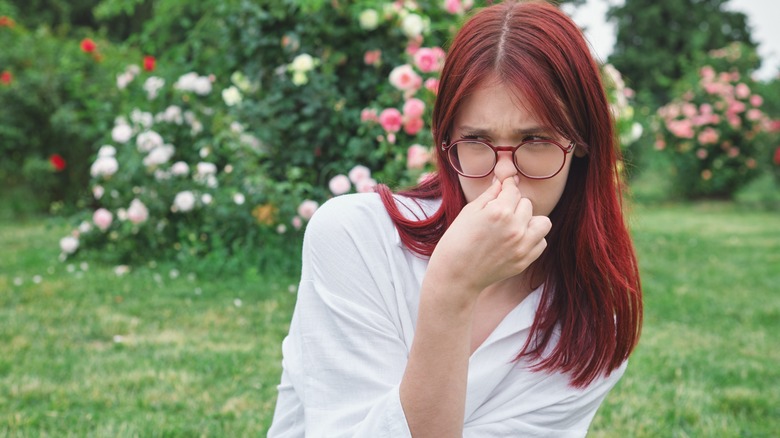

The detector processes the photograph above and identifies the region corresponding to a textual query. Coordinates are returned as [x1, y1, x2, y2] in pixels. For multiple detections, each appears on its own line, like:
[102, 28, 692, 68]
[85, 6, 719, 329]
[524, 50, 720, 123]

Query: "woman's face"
[449, 81, 578, 217]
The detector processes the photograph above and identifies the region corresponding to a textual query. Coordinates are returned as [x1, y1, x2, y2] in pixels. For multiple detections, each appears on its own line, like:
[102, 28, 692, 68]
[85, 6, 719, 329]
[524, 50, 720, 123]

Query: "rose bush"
[654, 43, 779, 198]
[49, 0, 602, 271]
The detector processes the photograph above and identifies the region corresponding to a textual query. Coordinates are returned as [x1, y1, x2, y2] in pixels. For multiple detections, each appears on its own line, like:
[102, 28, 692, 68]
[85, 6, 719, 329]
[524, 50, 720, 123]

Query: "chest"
[470, 292, 527, 355]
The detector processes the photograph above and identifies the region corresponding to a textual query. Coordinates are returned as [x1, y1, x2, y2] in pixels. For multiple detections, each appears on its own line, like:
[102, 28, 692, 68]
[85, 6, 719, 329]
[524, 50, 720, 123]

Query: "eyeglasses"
[441, 138, 576, 179]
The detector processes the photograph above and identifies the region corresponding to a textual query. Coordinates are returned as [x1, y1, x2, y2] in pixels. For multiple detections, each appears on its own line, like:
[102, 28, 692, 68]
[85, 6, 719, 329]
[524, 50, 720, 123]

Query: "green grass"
[1, 203, 778, 436]
[0, 218, 299, 436]
[590, 202, 780, 437]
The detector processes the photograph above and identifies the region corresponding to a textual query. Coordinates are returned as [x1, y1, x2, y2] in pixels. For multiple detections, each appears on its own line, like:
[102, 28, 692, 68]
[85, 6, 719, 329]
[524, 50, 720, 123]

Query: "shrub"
[0, 15, 142, 211]
[56, 0, 618, 271]
[653, 43, 779, 199]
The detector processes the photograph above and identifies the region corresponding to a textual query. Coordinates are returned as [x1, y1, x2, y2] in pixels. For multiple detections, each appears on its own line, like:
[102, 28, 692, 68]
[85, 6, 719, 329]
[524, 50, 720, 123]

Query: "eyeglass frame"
[440, 138, 576, 180]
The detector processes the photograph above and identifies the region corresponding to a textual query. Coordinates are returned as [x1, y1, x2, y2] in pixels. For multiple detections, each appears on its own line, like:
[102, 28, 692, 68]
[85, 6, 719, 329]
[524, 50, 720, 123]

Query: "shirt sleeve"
[268, 195, 413, 438]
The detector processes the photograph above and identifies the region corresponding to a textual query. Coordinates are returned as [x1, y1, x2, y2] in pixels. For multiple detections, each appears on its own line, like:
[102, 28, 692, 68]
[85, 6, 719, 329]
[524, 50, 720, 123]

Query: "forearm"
[400, 277, 477, 438]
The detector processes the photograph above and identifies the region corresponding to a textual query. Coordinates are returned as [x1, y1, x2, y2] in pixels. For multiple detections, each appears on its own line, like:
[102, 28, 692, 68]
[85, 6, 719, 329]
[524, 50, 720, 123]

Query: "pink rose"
[681, 103, 697, 118]
[699, 66, 715, 81]
[405, 35, 423, 56]
[297, 200, 319, 220]
[329, 174, 351, 195]
[356, 178, 377, 193]
[363, 49, 382, 66]
[704, 83, 721, 95]
[403, 117, 424, 135]
[424, 78, 439, 95]
[696, 148, 708, 159]
[697, 128, 719, 145]
[750, 95, 763, 107]
[379, 108, 403, 133]
[413, 47, 444, 73]
[361, 108, 378, 123]
[388, 64, 422, 92]
[445, 0, 464, 14]
[93, 208, 113, 231]
[407, 144, 431, 169]
[667, 120, 694, 139]
[735, 83, 750, 99]
[403, 98, 425, 119]
[348, 165, 371, 184]
[292, 216, 303, 230]
[746, 109, 763, 121]
[127, 198, 149, 224]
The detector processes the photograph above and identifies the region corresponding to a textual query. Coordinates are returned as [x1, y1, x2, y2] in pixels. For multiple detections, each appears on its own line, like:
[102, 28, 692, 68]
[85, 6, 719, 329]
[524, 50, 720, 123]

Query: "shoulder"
[307, 193, 441, 236]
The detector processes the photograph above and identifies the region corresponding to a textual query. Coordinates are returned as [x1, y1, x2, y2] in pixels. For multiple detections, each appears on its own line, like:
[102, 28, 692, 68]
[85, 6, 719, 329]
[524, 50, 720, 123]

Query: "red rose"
[49, 154, 67, 171]
[143, 55, 156, 72]
[0, 70, 11, 85]
[80, 38, 97, 53]
[774, 146, 780, 166]
[0, 16, 15, 27]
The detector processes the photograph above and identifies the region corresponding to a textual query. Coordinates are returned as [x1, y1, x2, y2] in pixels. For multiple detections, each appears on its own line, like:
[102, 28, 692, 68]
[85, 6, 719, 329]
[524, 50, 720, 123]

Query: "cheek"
[521, 162, 573, 216]
[458, 175, 493, 203]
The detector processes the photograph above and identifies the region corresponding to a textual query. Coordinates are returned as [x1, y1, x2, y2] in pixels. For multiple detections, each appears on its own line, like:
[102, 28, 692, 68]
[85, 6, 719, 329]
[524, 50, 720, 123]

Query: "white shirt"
[268, 193, 626, 437]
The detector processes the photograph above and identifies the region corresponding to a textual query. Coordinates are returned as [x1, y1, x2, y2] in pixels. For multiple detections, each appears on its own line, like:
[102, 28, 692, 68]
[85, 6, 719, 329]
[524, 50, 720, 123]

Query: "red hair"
[377, 0, 642, 387]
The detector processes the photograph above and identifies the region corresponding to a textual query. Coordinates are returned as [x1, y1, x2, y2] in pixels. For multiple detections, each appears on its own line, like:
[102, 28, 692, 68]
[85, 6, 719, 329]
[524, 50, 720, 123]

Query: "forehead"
[454, 80, 543, 131]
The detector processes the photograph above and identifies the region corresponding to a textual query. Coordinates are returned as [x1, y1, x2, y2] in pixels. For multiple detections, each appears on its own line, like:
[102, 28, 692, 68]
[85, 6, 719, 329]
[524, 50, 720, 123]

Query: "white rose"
[143, 76, 165, 100]
[193, 76, 212, 95]
[171, 161, 189, 176]
[127, 199, 149, 224]
[401, 13, 425, 38]
[116, 72, 134, 90]
[196, 162, 217, 176]
[97, 145, 116, 157]
[174, 72, 199, 91]
[233, 193, 245, 205]
[143, 144, 175, 167]
[111, 123, 133, 143]
[290, 54, 316, 73]
[130, 109, 154, 128]
[59, 236, 79, 254]
[159, 105, 183, 124]
[359, 9, 379, 30]
[93, 185, 104, 200]
[222, 86, 242, 106]
[136, 130, 164, 153]
[172, 191, 196, 213]
[90, 156, 119, 178]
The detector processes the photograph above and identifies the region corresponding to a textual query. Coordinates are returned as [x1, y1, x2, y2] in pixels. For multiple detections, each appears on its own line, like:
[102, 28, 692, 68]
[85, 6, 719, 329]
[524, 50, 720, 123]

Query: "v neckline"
[469, 285, 543, 359]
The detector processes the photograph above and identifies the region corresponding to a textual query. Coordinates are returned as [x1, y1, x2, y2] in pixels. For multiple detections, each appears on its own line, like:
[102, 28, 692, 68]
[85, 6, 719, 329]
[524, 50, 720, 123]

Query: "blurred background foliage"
[0, 0, 778, 270]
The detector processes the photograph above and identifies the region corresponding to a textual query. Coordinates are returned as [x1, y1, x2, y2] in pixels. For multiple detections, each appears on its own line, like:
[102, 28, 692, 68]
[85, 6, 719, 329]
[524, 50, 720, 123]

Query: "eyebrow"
[456, 125, 552, 136]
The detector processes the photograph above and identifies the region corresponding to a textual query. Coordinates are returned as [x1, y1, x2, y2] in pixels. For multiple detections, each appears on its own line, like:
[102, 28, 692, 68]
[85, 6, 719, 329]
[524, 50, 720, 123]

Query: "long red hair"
[377, 0, 642, 387]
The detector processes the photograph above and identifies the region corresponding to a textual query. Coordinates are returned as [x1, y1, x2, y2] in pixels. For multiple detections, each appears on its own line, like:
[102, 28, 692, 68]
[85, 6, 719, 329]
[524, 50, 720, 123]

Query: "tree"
[607, 0, 756, 107]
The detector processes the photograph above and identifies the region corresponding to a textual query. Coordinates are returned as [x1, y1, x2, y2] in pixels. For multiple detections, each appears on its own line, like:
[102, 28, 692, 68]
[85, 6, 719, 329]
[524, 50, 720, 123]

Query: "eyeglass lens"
[448, 141, 564, 178]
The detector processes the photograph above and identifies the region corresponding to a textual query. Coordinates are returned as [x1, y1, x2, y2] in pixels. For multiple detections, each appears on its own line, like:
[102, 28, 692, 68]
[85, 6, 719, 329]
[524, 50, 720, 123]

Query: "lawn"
[1, 202, 778, 436]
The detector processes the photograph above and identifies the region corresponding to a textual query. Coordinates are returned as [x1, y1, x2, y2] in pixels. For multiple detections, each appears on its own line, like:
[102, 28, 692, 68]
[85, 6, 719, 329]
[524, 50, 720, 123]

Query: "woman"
[269, 1, 642, 436]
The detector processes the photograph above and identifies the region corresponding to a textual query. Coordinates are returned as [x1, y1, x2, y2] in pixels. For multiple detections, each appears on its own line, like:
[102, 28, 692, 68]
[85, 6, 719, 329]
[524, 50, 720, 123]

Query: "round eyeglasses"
[441, 138, 576, 180]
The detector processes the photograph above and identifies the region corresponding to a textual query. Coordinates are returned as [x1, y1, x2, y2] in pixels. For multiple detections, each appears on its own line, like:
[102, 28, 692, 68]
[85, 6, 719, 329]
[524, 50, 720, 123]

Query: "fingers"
[493, 176, 522, 210]
[470, 179, 502, 208]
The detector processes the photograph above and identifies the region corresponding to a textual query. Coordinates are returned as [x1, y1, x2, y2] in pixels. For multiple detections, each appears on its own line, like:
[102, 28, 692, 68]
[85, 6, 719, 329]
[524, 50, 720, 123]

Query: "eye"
[522, 134, 552, 142]
[460, 134, 485, 141]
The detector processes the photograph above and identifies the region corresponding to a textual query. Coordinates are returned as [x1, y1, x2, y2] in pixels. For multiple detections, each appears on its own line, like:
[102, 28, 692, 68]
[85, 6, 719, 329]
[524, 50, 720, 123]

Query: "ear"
[574, 145, 588, 158]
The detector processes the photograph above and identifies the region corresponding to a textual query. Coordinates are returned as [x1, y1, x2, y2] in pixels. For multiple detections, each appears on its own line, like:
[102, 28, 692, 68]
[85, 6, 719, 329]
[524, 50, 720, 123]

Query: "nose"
[493, 151, 518, 182]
